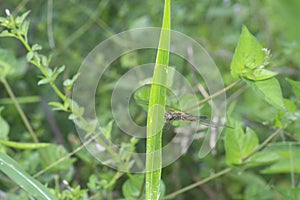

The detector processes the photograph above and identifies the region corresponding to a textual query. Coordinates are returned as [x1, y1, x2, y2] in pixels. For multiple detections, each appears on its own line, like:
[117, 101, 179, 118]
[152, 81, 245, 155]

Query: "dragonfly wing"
[198, 119, 232, 129]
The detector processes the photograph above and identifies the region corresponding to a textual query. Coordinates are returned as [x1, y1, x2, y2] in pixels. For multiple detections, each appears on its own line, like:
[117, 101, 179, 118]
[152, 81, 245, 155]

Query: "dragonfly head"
[164, 112, 173, 121]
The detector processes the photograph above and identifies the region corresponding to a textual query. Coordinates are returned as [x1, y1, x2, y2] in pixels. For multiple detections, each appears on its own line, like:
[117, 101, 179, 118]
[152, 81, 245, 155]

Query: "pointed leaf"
[32, 44, 42, 51]
[245, 68, 278, 81]
[48, 101, 66, 111]
[0, 30, 15, 37]
[244, 78, 286, 110]
[0, 152, 57, 200]
[260, 143, 300, 174]
[242, 127, 259, 156]
[122, 174, 145, 200]
[15, 10, 31, 26]
[231, 26, 265, 78]
[26, 51, 34, 61]
[20, 20, 30, 36]
[37, 77, 50, 85]
[51, 65, 65, 80]
[225, 122, 259, 165]
[247, 151, 280, 167]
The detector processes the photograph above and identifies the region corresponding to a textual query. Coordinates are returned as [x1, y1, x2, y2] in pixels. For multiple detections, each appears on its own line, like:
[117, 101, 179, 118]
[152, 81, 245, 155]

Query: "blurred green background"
[0, 0, 299, 199]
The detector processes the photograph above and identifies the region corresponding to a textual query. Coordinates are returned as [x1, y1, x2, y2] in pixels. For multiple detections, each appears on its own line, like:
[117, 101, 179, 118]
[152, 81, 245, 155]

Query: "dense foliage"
[0, 1, 299, 199]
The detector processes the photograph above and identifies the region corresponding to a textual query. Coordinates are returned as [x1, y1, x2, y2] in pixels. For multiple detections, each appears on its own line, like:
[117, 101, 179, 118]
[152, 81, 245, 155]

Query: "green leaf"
[15, 10, 31, 26]
[63, 79, 72, 87]
[0, 140, 50, 149]
[243, 78, 286, 110]
[26, 51, 34, 61]
[32, 44, 42, 51]
[56, 65, 65, 74]
[261, 159, 300, 174]
[45, 67, 53, 77]
[63, 73, 80, 90]
[242, 172, 273, 200]
[99, 120, 113, 140]
[41, 55, 49, 67]
[0, 152, 57, 200]
[38, 77, 51, 85]
[287, 78, 300, 101]
[230, 26, 276, 81]
[122, 174, 145, 200]
[242, 128, 260, 157]
[247, 151, 280, 167]
[244, 68, 278, 81]
[48, 101, 67, 111]
[231, 26, 264, 78]
[0, 15, 10, 28]
[51, 65, 65, 81]
[225, 122, 259, 165]
[274, 99, 297, 128]
[260, 143, 300, 174]
[146, 1, 170, 199]
[0, 30, 15, 37]
[20, 20, 30, 36]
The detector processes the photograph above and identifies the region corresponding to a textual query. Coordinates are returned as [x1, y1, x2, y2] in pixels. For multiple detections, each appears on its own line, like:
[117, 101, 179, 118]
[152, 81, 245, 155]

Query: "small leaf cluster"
[0, 10, 145, 199]
[0, 10, 30, 40]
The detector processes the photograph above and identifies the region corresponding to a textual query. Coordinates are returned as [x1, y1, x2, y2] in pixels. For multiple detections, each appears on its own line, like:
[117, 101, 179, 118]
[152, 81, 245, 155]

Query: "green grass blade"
[0, 152, 57, 200]
[146, 0, 170, 199]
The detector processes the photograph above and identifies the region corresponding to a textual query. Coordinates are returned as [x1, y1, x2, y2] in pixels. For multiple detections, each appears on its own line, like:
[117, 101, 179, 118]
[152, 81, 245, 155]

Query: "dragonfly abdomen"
[164, 111, 208, 121]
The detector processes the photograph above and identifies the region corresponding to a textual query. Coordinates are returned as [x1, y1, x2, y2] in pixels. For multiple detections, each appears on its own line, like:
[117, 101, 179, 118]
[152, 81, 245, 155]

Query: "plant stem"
[162, 168, 232, 199]
[243, 128, 282, 161]
[0, 95, 40, 104]
[161, 129, 281, 199]
[186, 79, 241, 111]
[0, 77, 39, 143]
[33, 134, 95, 177]
[17, 31, 66, 102]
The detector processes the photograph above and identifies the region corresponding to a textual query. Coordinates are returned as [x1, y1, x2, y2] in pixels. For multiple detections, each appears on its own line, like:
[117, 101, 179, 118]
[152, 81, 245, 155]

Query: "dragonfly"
[130, 97, 232, 129]
[164, 110, 231, 129]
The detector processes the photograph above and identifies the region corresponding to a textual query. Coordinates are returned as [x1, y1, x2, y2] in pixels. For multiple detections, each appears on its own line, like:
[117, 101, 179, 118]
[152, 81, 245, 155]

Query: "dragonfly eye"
[164, 112, 173, 120]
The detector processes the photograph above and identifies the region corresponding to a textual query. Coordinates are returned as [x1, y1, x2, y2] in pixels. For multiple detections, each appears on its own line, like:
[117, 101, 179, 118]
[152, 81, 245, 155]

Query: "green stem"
[17, 31, 31, 51]
[0, 96, 40, 104]
[162, 168, 232, 199]
[33, 135, 95, 178]
[186, 79, 241, 111]
[17, 32, 66, 102]
[243, 128, 282, 161]
[0, 77, 39, 143]
[49, 81, 66, 101]
[162, 128, 282, 199]
[12, 14, 126, 175]
[105, 171, 123, 189]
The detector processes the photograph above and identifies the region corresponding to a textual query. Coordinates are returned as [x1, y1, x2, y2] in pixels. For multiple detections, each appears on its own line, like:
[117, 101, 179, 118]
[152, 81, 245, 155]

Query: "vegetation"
[0, 1, 299, 199]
